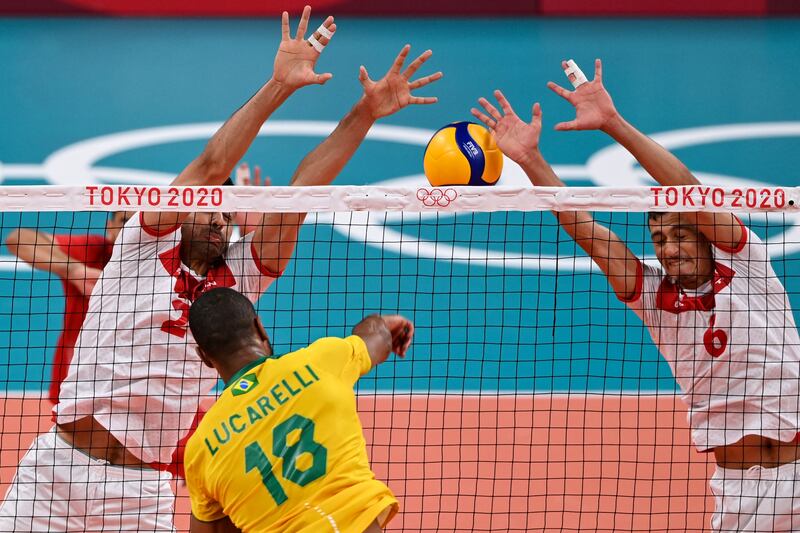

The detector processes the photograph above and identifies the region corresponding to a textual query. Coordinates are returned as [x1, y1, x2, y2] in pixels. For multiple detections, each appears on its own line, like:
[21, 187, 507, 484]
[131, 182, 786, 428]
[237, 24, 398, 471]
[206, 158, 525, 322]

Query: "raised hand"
[546, 59, 619, 131]
[382, 315, 414, 358]
[471, 90, 542, 165]
[236, 162, 271, 187]
[359, 45, 443, 120]
[273, 5, 336, 90]
[234, 162, 271, 235]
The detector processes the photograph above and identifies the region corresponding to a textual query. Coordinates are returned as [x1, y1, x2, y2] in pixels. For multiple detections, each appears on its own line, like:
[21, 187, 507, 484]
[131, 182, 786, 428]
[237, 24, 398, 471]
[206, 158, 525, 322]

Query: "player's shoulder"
[300, 336, 367, 358]
[640, 260, 665, 281]
[119, 212, 182, 243]
[222, 233, 252, 257]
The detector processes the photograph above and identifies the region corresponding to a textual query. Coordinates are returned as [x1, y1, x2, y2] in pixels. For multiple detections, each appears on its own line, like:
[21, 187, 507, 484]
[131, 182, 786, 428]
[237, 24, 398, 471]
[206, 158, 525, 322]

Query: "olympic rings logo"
[416, 188, 457, 207]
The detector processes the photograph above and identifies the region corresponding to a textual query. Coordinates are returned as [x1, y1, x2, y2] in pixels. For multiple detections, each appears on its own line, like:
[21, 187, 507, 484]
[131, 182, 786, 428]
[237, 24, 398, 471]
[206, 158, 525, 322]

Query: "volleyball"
[423, 121, 503, 186]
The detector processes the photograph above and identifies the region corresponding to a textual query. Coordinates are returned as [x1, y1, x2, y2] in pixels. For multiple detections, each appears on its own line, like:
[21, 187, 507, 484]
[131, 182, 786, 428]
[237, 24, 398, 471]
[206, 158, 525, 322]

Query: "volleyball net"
[0, 184, 798, 532]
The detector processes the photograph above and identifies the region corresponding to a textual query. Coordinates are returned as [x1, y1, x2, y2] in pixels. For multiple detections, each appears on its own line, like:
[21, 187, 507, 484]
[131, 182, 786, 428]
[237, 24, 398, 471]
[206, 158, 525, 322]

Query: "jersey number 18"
[244, 414, 328, 506]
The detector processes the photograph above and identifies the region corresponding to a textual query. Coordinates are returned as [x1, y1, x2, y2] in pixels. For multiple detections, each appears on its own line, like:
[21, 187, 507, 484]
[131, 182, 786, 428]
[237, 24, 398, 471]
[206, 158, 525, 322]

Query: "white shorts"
[0, 429, 175, 532]
[710, 460, 800, 532]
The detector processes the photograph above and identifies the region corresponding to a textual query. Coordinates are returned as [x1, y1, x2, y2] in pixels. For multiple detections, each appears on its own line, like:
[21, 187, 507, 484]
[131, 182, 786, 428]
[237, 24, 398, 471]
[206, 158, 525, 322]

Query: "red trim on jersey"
[656, 262, 735, 314]
[153, 406, 208, 479]
[711, 216, 748, 254]
[139, 212, 181, 238]
[158, 243, 183, 276]
[618, 259, 644, 303]
[158, 244, 237, 301]
[250, 242, 284, 278]
[158, 244, 238, 337]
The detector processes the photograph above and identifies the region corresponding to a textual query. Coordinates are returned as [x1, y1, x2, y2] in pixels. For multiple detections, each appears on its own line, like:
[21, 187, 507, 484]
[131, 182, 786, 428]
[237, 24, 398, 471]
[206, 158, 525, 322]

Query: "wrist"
[352, 97, 379, 125]
[517, 148, 546, 170]
[599, 112, 626, 137]
[64, 262, 86, 281]
[265, 77, 297, 100]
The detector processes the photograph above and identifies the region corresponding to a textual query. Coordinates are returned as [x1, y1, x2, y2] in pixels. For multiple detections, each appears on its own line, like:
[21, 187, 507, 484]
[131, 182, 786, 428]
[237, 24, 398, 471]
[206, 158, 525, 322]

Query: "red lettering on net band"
[651, 186, 789, 210]
[86, 186, 224, 209]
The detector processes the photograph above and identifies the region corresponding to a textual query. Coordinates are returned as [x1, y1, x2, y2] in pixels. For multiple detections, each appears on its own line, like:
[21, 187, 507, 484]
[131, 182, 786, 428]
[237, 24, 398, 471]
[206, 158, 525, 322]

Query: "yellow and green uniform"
[184, 336, 398, 533]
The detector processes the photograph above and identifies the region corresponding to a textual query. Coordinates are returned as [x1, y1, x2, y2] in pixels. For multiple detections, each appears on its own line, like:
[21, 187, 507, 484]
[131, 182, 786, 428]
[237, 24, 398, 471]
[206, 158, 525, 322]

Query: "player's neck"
[219, 348, 270, 384]
[180, 249, 212, 277]
[678, 272, 713, 291]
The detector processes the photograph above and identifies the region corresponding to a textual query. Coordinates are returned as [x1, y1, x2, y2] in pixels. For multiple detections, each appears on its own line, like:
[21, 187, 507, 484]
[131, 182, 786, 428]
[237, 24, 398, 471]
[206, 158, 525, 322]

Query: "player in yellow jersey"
[185, 287, 414, 533]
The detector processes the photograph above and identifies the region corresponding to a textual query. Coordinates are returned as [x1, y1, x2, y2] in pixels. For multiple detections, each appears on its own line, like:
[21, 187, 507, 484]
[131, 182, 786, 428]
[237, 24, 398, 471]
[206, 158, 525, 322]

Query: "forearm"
[190, 80, 295, 185]
[517, 153, 634, 294]
[601, 114, 698, 187]
[290, 99, 374, 186]
[518, 149, 567, 188]
[517, 150, 591, 235]
[556, 211, 639, 299]
[6, 230, 74, 278]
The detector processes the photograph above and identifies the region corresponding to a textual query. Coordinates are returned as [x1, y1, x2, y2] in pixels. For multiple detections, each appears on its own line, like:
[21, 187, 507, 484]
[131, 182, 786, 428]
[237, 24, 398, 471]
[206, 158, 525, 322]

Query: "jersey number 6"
[244, 414, 328, 506]
[703, 314, 728, 358]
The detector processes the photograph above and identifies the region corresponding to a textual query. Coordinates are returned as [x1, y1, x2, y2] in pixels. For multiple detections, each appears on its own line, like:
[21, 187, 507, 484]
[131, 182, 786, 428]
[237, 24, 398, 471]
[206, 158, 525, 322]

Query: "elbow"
[194, 143, 231, 183]
[352, 315, 392, 364]
[196, 153, 229, 183]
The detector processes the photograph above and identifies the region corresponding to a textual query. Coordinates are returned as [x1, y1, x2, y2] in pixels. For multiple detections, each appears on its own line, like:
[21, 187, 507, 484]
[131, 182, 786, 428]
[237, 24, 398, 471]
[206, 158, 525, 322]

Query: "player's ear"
[195, 347, 214, 369]
[254, 317, 273, 356]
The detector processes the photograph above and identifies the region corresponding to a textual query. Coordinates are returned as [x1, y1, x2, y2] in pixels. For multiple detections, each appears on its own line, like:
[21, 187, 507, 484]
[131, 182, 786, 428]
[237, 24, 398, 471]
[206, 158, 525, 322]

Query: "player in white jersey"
[0, 6, 442, 531]
[470, 59, 800, 531]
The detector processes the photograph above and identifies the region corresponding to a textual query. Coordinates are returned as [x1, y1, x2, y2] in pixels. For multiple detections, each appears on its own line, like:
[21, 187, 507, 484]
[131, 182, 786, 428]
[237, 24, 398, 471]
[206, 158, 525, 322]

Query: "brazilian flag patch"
[232, 373, 259, 396]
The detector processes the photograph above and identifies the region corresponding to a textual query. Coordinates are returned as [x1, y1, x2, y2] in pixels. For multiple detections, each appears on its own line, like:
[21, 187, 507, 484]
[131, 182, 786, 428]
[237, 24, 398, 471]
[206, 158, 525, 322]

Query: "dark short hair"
[189, 287, 259, 361]
[648, 211, 666, 222]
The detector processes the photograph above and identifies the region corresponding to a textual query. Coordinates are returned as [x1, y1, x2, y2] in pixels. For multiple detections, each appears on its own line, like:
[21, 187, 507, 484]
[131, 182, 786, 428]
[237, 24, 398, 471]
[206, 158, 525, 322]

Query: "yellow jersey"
[184, 336, 398, 533]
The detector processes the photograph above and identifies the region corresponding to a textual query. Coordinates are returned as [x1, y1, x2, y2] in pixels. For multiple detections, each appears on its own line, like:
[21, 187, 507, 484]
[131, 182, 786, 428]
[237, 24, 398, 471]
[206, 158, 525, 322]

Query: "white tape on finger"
[565, 59, 588, 88]
[316, 25, 333, 39]
[308, 35, 325, 53]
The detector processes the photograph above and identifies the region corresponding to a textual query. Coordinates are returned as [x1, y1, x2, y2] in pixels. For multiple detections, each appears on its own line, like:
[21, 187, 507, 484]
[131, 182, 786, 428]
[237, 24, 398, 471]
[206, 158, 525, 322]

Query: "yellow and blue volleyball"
[423, 121, 503, 186]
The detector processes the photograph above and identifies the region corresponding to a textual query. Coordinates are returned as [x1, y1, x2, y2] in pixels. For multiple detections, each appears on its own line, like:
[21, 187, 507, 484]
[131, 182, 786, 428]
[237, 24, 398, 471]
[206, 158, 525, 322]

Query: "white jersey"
[623, 222, 800, 450]
[56, 214, 277, 463]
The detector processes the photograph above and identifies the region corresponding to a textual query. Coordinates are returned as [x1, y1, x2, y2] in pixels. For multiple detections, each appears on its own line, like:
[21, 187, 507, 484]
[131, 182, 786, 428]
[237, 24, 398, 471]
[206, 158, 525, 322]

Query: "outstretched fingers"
[408, 71, 442, 90]
[308, 16, 335, 49]
[409, 95, 437, 105]
[547, 81, 573, 102]
[390, 45, 412, 75]
[358, 65, 373, 88]
[314, 72, 333, 85]
[531, 102, 542, 126]
[295, 5, 311, 40]
[493, 89, 516, 117]
[478, 96, 503, 122]
[281, 11, 290, 40]
[470, 107, 496, 131]
[555, 119, 579, 131]
[402, 49, 432, 80]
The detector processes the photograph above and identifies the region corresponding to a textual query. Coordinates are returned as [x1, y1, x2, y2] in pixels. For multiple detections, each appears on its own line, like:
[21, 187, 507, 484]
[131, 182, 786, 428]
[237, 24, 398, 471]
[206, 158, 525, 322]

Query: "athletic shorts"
[710, 460, 800, 532]
[0, 428, 175, 532]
